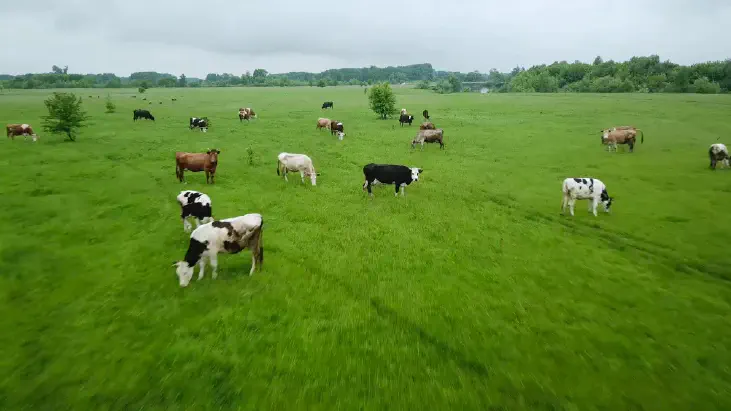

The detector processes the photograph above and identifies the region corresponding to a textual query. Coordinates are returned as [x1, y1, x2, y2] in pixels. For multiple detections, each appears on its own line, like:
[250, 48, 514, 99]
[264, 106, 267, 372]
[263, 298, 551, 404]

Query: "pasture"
[2, 87, 731, 410]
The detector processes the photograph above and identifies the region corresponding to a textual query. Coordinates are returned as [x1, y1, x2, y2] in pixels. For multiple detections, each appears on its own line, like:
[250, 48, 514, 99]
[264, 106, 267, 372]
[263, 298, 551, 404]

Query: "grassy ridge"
[1, 87, 730, 410]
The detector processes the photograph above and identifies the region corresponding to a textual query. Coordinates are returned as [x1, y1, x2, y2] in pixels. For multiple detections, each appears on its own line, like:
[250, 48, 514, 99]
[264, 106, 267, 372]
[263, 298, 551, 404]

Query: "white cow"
[561, 178, 613, 217]
[173, 214, 264, 287]
[709, 143, 729, 170]
[276, 153, 318, 185]
[176, 190, 213, 232]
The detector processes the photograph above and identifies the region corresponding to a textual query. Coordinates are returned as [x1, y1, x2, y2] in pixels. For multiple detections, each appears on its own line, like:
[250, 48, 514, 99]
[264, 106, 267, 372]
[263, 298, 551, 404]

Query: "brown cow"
[239, 110, 252, 122]
[6, 123, 38, 142]
[419, 122, 436, 130]
[412, 129, 444, 150]
[317, 118, 332, 130]
[176, 149, 221, 184]
[330, 120, 345, 139]
[601, 128, 644, 152]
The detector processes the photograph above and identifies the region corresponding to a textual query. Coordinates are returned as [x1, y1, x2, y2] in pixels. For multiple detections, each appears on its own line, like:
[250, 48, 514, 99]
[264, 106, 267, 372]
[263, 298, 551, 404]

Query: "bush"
[691, 77, 721, 94]
[42, 92, 89, 141]
[105, 95, 116, 113]
[416, 80, 431, 90]
[368, 82, 397, 119]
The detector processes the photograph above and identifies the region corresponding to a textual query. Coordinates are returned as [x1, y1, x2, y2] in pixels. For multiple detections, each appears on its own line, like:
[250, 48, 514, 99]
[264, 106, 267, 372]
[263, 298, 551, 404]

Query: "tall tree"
[42, 92, 89, 141]
[178, 74, 187, 87]
[368, 82, 396, 119]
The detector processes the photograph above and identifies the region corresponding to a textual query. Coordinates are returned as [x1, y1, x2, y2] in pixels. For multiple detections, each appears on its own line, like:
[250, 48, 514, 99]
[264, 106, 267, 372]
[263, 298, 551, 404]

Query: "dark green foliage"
[105, 95, 116, 113]
[157, 77, 176, 88]
[42, 92, 89, 141]
[368, 82, 397, 119]
[178, 74, 187, 87]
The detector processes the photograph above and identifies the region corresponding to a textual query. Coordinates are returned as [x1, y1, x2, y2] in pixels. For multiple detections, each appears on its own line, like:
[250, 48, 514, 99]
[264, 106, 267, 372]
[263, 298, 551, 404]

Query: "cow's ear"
[418, 168, 423, 173]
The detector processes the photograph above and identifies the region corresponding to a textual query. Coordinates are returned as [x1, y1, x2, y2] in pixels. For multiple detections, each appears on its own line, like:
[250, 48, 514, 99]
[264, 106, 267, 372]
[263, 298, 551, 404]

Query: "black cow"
[322, 101, 334, 109]
[133, 109, 155, 121]
[190, 117, 209, 132]
[399, 114, 414, 127]
[423, 109, 429, 120]
[362, 164, 422, 197]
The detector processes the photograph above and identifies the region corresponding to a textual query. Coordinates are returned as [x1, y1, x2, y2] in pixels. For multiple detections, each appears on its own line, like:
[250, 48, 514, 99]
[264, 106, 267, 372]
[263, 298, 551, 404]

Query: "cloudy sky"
[1, 0, 730, 77]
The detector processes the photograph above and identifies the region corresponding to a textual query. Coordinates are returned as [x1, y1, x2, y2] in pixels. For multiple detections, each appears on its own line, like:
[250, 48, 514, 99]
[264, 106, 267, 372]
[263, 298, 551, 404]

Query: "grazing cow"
[176, 190, 213, 232]
[6, 123, 38, 141]
[419, 121, 436, 130]
[412, 129, 444, 150]
[190, 117, 209, 132]
[172, 98, 177, 102]
[159, 102, 163, 104]
[133, 109, 155, 121]
[709, 143, 730, 170]
[173, 214, 264, 287]
[276, 153, 318, 185]
[423, 109, 430, 120]
[362, 164, 422, 197]
[239, 110, 252, 122]
[142, 97, 147, 101]
[561, 178, 613, 217]
[601, 128, 643, 152]
[175, 149, 220, 184]
[322, 101, 334, 109]
[330, 120, 345, 140]
[317, 118, 332, 130]
[241, 107, 256, 118]
[399, 114, 414, 126]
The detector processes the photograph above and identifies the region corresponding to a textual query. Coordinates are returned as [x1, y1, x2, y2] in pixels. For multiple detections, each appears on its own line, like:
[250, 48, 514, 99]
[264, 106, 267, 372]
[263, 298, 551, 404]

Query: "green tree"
[447, 74, 463, 92]
[253, 69, 268, 79]
[691, 77, 720, 94]
[157, 77, 176, 87]
[368, 82, 397, 119]
[105, 95, 116, 113]
[178, 74, 187, 87]
[42, 92, 89, 141]
[465, 71, 484, 82]
[317, 79, 327, 87]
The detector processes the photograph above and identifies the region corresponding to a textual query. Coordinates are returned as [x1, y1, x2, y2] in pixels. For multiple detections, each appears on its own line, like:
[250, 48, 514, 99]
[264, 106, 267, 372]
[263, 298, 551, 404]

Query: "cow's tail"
[637, 129, 644, 143]
[255, 219, 264, 267]
[276, 159, 280, 175]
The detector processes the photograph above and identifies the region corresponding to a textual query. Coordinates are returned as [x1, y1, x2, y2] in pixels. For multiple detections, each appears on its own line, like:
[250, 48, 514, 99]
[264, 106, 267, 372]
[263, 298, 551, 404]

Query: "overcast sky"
[1, 0, 730, 77]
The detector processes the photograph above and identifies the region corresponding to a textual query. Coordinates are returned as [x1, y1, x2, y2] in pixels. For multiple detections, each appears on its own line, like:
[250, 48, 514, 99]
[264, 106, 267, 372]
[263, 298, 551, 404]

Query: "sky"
[1, 0, 730, 77]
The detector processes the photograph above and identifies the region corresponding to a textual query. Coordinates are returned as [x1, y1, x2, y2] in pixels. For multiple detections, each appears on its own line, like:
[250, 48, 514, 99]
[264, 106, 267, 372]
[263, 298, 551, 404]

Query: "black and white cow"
[561, 178, 613, 217]
[173, 214, 264, 287]
[362, 163, 422, 197]
[322, 101, 334, 109]
[399, 114, 414, 127]
[176, 190, 213, 232]
[190, 117, 209, 132]
[709, 143, 729, 170]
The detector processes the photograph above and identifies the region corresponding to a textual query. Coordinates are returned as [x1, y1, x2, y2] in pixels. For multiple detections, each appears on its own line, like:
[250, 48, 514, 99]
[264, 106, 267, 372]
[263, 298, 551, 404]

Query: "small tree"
[105, 95, 116, 113]
[368, 82, 396, 119]
[42, 92, 89, 141]
[317, 79, 327, 87]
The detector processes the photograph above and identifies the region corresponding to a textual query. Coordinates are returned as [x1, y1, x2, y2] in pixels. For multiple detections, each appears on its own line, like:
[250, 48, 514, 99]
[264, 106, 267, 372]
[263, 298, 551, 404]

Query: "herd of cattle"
[6, 97, 731, 287]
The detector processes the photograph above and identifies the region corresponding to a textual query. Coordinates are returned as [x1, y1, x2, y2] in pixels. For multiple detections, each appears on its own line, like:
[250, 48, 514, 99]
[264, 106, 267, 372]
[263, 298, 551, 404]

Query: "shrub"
[368, 82, 397, 119]
[42, 92, 89, 141]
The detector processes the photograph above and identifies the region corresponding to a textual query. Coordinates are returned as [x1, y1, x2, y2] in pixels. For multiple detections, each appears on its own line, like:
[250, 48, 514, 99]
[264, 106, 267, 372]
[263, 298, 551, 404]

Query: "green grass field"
[2, 87, 731, 410]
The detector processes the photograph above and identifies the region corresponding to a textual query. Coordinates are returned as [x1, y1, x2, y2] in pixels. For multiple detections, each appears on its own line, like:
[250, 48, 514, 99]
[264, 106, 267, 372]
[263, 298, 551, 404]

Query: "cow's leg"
[209, 254, 218, 279]
[249, 251, 256, 275]
[284, 169, 289, 182]
[401, 185, 406, 196]
[591, 199, 599, 216]
[711, 158, 716, 169]
[198, 256, 207, 280]
[421, 142, 425, 150]
[628, 141, 634, 152]
[366, 181, 373, 196]
[210, 172, 215, 185]
[568, 198, 576, 216]
[183, 217, 192, 232]
[561, 194, 567, 214]
[300, 171, 305, 184]
[394, 185, 400, 197]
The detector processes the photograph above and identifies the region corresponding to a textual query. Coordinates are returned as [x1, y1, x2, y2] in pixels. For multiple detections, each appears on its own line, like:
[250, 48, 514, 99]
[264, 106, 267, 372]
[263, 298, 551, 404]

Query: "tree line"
[2, 56, 730, 93]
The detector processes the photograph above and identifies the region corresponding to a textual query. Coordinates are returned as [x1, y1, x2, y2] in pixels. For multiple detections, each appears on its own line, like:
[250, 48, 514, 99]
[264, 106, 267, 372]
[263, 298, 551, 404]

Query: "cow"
[243, 107, 256, 118]
[173, 214, 264, 287]
[276, 153, 318, 186]
[190, 117, 209, 132]
[412, 129, 444, 150]
[172, 98, 177, 102]
[709, 143, 730, 170]
[362, 164, 422, 197]
[133, 109, 155, 121]
[322, 101, 334, 109]
[175, 149, 220, 184]
[317, 118, 332, 130]
[6, 124, 38, 142]
[399, 114, 414, 126]
[561, 178, 613, 217]
[423, 110, 430, 120]
[601, 128, 643, 152]
[330, 120, 345, 140]
[400, 108, 408, 115]
[177, 190, 214, 232]
[239, 110, 252, 122]
[419, 121, 436, 130]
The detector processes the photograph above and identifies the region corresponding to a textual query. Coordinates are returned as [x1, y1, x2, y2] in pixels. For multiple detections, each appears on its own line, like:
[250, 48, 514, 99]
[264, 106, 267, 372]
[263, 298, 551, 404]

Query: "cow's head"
[600, 189, 613, 212]
[207, 149, 220, 165]
[410, 167, 422, 182]
[600, 129, 611, 143]
[337, 131, 345, 140]
[305, 169, 318, 186]
[173, 261, 194, 287]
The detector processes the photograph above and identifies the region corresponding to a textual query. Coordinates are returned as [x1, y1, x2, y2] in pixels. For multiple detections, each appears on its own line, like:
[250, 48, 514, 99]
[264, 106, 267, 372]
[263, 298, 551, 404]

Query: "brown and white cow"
[601, 128, 644, 152]
[175, 149, 221, 184]
[412, 129, 444, 150]
[419, 122, 436, 130]
[709, 143, 730, 170]
[330, 120, 345, 140]
[6, 124, 38, 142]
